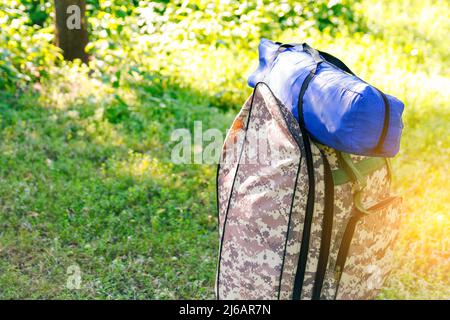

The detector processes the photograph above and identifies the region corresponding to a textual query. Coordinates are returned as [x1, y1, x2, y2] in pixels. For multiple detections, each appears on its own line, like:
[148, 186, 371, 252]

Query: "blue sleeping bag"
[248, 39, 404, 157]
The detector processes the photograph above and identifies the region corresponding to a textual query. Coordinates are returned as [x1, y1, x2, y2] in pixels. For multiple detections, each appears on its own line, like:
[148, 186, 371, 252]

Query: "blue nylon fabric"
[248, 39, 404, 157]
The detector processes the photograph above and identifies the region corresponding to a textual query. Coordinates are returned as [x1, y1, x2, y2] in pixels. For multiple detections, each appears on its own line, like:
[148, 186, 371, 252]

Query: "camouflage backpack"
[215, 77, 403, 299]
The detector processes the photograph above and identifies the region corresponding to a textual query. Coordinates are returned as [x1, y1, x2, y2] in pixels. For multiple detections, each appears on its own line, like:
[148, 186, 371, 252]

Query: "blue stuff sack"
[248, 39, 404, 157]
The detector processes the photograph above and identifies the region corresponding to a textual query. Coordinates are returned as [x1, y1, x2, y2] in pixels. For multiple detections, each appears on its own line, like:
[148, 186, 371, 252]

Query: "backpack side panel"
[277, 156, 308, 299]
[217, 95, 252, 233]
[318, 145, 403, 299]
[217, 83, 305, 299]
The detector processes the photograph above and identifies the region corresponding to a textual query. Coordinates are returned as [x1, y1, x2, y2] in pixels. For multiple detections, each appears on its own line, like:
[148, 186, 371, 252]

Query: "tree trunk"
[54, 0, 89, 64]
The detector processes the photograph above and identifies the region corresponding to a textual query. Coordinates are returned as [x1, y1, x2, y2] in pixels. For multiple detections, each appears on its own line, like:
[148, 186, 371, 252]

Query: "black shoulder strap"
[317, 50, 355, 76]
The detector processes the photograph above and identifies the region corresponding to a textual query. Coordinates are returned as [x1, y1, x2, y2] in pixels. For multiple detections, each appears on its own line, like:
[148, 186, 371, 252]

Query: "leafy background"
[0, 0, 448, 298]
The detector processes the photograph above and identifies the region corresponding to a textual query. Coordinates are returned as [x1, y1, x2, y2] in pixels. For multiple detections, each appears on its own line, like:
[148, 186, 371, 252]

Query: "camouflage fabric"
[299, 145, 325, 300]
[215, 95, 252, 296]
[216, 85, 403, 300]
[336, 196, 403, 299]
[217, 83, 305, 299]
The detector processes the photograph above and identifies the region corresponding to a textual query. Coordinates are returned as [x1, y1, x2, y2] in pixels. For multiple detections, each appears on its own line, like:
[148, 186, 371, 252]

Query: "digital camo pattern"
[217, 84, 303, 299]
[277, 157, 307, 299]
[275, 89, 310, 300]
[318, 145, 340, 169]
[319, 182, 353, 299]
[336, 196, 403, 299]
[319, 144, 366, 170]
[359, 165, 390, 208]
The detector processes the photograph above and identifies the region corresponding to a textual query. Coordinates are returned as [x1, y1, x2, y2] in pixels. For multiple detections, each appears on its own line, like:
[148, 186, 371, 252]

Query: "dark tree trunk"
[54, 0, 89, 64]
